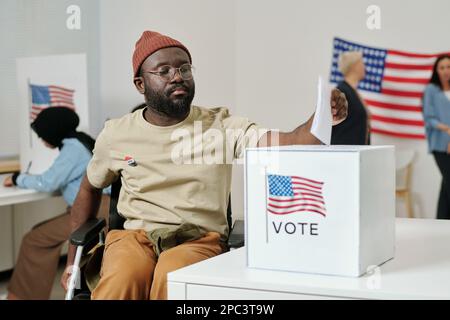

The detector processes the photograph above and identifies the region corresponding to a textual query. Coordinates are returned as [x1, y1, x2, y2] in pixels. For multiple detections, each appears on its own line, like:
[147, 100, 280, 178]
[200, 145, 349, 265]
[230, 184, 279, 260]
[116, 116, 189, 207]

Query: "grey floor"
[0, 261, 66, 300]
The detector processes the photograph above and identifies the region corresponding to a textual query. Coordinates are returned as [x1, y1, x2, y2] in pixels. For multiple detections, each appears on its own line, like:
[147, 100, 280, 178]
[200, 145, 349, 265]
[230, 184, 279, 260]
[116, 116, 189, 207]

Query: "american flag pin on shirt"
[124, 156, 137, 167]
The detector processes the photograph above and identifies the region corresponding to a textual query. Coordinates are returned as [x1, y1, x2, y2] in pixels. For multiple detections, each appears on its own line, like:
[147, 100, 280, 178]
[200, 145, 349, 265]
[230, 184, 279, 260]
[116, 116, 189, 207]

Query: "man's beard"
[144, 83, 195, 119]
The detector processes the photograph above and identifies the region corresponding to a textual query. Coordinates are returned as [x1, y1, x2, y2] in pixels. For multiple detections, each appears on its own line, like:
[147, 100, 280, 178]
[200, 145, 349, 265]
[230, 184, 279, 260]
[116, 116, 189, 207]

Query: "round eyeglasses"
[143, 63, 194, 81]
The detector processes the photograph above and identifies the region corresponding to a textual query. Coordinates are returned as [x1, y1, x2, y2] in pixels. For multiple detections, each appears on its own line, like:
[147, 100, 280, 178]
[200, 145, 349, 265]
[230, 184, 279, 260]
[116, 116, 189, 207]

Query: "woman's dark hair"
[31, 107, 95, 152]
[66, 131, 96, 153]
[429, 55, 450, 90]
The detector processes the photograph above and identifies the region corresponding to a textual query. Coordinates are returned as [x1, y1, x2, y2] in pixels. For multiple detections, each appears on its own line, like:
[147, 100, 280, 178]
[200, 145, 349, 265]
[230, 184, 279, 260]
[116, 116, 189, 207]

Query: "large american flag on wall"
[267, 174, 327, 217]
[30, 84, 75, 120]
[330, 37, 450, 139]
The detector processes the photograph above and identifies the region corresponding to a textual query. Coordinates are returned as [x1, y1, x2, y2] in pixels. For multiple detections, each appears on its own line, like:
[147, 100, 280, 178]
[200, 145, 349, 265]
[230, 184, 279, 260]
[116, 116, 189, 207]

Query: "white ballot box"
[245, 145, 395, 277]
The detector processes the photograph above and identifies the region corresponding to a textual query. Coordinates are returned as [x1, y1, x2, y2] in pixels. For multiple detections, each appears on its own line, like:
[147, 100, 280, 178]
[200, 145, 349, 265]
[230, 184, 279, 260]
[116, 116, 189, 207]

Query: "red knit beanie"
[132, 31, 192, 77]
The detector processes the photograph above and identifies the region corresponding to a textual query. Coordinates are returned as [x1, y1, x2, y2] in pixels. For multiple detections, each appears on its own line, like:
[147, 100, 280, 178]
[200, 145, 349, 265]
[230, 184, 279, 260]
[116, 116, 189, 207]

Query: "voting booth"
[245, 145, 395, 277]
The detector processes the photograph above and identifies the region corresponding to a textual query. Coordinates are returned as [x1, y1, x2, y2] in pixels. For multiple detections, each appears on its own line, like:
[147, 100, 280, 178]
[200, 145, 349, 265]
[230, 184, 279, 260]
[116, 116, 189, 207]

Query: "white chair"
[395, 150, 416, 218]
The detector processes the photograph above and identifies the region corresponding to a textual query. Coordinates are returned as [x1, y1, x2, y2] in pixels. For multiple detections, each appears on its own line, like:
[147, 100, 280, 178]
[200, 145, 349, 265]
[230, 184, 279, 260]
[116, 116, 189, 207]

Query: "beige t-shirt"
[87, 105, 267, 241]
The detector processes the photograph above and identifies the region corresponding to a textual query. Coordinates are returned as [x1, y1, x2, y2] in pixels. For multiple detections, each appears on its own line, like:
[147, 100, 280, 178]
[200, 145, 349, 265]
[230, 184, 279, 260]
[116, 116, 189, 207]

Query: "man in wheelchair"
[61, 30, 348, 300]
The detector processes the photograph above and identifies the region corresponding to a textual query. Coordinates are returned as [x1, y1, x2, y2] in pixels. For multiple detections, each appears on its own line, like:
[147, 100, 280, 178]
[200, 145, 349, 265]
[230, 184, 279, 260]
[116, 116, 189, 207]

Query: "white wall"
[0, 0, 101, 157]
[0, 0, 20, 157]
[0, 1, 96, 269]
[98, 0, 244, 217]
[98, 0, 236, 119]
[99, 0, 449, 220]
[4, 1, 446, 220]
[233, 0, 450, 219]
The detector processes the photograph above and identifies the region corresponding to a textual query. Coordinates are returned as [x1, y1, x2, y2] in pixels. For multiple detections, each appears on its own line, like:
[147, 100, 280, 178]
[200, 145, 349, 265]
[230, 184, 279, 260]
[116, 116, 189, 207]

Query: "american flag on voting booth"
[266, 174, 327, 218]
[30, 84, 75, 120]
[330, 37, 450, 139]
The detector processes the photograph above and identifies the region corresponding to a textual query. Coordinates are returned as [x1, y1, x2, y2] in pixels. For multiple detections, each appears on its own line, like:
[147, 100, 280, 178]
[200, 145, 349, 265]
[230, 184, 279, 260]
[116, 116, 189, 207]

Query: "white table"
[0, 177, 54, 206]
[168, 218, 450, 300]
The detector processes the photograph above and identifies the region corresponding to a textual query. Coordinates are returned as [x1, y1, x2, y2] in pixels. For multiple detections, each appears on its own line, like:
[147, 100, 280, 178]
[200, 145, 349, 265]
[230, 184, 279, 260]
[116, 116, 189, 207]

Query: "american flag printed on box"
[267, 174, 327, 217]
[330, 37, 450, 139]
[30, 84, 75, 120]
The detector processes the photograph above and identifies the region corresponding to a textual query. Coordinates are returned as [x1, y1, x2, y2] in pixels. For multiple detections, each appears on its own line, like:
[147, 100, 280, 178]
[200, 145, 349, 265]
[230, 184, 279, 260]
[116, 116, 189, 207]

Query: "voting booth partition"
[245, 145, 395, 277]
[16, 54, 90, 175]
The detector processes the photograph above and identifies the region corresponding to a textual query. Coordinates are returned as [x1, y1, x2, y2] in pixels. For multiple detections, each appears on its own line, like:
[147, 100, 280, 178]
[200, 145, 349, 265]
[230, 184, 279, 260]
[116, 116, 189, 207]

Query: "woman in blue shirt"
[423, 55, 450, 219]
[2, 107, 109, 299]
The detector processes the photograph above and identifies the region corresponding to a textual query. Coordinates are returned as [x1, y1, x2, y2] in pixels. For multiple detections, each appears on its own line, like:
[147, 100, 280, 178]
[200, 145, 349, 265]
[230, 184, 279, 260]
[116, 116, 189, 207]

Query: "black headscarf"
[30, 107, 95, 153]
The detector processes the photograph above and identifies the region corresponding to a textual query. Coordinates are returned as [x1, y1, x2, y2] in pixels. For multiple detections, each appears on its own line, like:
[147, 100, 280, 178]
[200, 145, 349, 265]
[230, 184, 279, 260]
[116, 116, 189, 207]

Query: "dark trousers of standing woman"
[433, 152, 450, 219]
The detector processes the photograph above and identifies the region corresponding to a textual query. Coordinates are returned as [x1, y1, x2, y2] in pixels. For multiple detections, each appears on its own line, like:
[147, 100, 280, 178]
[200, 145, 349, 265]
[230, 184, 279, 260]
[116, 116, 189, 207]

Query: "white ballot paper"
[310, 76, 332, 145]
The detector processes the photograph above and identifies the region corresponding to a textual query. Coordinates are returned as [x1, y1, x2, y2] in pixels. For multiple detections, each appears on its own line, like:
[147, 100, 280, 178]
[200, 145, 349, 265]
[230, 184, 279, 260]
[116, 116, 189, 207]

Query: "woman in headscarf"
[2, 107, 110, 300]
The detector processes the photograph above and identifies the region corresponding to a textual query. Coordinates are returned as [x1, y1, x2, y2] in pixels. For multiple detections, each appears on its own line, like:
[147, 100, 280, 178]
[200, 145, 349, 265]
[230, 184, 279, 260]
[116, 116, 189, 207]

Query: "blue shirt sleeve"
[16, 146, 79, 193]
[423, 85, 441, 129]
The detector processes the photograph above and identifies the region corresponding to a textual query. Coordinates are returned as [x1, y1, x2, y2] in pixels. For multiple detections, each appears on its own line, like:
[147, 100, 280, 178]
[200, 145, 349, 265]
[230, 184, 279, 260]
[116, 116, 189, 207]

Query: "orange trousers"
[91, 229, 223, 300]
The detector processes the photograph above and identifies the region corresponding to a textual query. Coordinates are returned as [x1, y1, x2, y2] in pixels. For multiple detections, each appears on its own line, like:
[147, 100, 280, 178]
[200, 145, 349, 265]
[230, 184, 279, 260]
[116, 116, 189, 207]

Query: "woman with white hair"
[331, 51, 370, 145]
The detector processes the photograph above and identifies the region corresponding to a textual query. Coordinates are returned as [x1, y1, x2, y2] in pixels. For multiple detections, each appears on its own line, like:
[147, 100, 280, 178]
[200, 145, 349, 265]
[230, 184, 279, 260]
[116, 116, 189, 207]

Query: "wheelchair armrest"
[227, 219, 244, 249]
[70, 218, 106, 246]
